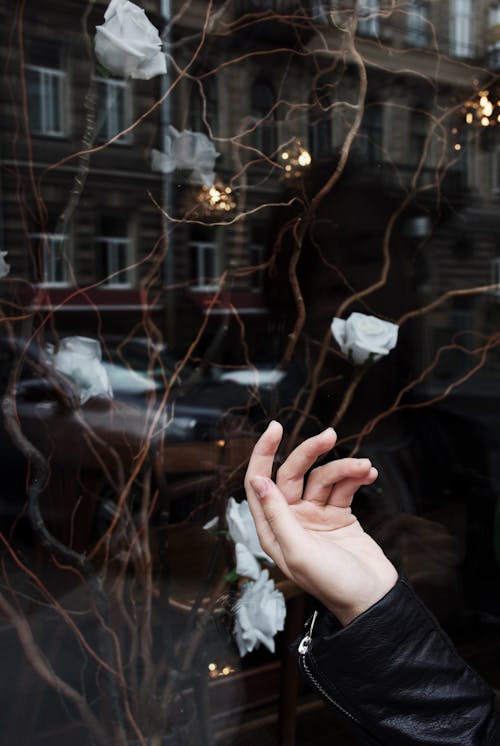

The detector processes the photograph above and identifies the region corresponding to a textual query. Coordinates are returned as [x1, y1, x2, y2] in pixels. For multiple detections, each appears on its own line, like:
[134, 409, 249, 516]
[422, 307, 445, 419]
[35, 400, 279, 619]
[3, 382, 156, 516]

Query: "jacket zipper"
[297, 610, 365, 730]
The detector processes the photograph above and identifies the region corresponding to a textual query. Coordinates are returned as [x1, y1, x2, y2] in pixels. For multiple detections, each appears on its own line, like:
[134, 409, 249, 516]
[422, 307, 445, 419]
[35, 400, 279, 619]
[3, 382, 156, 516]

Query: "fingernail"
[250, 476, 270, 498]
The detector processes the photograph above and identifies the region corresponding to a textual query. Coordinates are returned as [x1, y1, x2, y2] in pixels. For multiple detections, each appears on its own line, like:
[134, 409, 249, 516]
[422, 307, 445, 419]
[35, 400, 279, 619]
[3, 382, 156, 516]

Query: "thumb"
[250, 476, 304, 561]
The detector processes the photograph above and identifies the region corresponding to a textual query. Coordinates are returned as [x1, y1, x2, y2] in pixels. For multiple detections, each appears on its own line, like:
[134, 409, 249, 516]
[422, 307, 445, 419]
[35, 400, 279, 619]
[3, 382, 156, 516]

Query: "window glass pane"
[98, 216, 131, 285]
[450, 0, 473, 57]
[30, 233, 69, 284]
[96, 78, 129, 142]
[25, 43, 65, 136]
[358, 0, 379, 36]
[407, 0, 429, 47]
[4, 3, 500, 744]
[26, 67, 42, 131]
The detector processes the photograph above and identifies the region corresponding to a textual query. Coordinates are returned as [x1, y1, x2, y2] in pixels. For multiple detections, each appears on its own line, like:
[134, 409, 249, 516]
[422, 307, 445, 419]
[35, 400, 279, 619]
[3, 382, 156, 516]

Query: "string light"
[207, 662, 236, 679]
[279, 138, 312, 180]
[195, 178, 236, 215]
[463, 89, 500, 127]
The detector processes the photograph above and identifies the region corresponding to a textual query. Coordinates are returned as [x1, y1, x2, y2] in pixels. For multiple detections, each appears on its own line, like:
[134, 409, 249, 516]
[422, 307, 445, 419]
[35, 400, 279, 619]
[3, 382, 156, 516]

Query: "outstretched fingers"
[245, 420, 283, 484]
[249, 475, 304, 572]
[327, 466, 379, 509]
[303, 458, 374, 506]
[275, 427, 337, 504]
[245, 421, 284, 559]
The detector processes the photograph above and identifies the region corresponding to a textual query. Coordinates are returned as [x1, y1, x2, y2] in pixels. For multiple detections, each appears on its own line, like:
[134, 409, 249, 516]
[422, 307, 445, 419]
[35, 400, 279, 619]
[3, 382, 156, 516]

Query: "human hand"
[244, 421, 398, 625]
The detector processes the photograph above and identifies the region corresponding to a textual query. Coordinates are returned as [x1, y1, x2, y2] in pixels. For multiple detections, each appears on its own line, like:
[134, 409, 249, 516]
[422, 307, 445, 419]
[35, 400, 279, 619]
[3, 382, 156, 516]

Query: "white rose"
[51, 336, 113, 404]
[95, 0, 166, 80]
[331, 312, 399, 366]
[234, 542, 261, 580]
[151, 126, 219, 187]
[226, 497, 272, 564]
[0, 251, 10, 279]
[234, 570, 286, 656]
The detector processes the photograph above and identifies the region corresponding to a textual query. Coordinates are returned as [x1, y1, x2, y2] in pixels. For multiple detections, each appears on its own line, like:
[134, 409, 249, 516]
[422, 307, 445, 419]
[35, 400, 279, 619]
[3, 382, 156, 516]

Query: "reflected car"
[0, 335, 258, 533]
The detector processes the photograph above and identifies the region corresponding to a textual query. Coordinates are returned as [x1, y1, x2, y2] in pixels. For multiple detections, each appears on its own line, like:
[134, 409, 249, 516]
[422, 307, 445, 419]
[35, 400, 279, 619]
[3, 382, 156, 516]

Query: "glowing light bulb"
[454, 143, 462, 151]
[483, 101, 494, 117]
[481, 116, 490, 126]
[465, 112, 473, 124]
[281, 151, 289, 160]
[298, 150, 312, 167]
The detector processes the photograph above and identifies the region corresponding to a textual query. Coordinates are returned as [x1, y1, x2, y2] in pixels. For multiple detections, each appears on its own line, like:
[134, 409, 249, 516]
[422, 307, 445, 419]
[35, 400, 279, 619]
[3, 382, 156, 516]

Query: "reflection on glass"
[2, 1, 500, 743]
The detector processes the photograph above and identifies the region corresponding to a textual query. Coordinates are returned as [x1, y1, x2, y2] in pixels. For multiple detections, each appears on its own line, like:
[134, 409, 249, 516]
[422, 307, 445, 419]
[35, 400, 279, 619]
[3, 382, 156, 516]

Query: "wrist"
[326, 564, 399, 626]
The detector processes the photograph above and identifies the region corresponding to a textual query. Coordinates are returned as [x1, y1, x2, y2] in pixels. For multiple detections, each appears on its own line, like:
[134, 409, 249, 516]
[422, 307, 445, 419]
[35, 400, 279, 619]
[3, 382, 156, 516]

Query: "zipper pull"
[298, 610, 318, 655]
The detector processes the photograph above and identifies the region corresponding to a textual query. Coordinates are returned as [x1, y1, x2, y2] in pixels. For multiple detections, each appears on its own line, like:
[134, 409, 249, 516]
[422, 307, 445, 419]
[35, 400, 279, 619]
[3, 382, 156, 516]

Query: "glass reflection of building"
[2, 0, 491, 350]
[2, 1, 500, 741]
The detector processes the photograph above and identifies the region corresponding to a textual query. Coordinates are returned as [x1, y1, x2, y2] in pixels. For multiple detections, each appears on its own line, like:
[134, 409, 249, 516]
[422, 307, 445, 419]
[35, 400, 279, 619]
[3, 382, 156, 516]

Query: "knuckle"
[275, 464, 291, 483]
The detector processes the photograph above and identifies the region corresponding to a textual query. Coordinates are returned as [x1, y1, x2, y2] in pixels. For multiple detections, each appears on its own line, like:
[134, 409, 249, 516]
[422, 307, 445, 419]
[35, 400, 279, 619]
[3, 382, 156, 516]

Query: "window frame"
[449, 0, 474, 58]
[25, 64, 66, 136]
[94, 76, 132, 145]
[31, 232, 70, 286]
[190, 239, 219, 291]
[358, 0, 380, 37]
[406, 0, 430, 47]
[96, 235, 133, 288]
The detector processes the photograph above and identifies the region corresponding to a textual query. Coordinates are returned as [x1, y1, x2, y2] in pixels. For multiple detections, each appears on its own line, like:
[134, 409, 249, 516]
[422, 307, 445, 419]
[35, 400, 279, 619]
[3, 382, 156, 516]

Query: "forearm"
[297, 578, 500, 745]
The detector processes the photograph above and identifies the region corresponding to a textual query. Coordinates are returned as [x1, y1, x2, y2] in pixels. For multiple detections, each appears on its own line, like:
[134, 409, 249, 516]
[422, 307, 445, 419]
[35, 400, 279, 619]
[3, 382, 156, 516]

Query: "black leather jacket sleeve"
[296, 577, 500, 745]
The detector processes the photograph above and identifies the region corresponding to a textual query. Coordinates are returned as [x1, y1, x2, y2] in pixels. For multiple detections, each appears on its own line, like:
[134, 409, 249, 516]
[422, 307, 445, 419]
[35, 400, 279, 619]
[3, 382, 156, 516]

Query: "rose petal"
[95, 0, 165, 80]
[51, 336, 113, 404]
[331, 313, 398, 366]
[233, 570, 286, 656]
[235, 543, 261, 580]
[0, 251, 10, 279]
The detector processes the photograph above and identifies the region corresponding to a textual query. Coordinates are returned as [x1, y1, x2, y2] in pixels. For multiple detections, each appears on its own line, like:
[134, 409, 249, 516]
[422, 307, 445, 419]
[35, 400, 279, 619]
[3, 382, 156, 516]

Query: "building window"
[31, 233, 70, 286]
[487, 5, 500, 70]
[191, 242, 217, 289]
[407, 1, 429, 47]
[95, 76, 131, 143]
[25, 65, 66, 136]
[250, 79, 278, 156]
[190, 226, 218, 289]
[450, 0, 473, 58]
[310, 1, 329, 23]
[97, 217, 132, 287]
[356, 104, 383, 165]
[358, 0, 380, 37]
